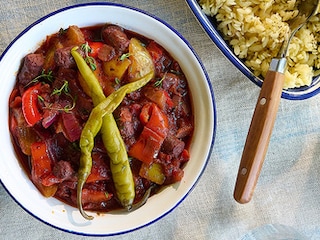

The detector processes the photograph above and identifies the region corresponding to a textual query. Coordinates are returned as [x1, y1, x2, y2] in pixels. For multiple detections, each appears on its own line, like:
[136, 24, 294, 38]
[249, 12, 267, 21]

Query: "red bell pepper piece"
[22, 83, 43, 126]
[81, 189, 113, 205]
[145, 104, 168, 138]
[31, 141, 52, 182]
[88, 41, 104, 58]
[30, 141, 58, 197]
[129, 127, 164, 164]
[129, 103, 169, 164]
[140, 103, 169, 138]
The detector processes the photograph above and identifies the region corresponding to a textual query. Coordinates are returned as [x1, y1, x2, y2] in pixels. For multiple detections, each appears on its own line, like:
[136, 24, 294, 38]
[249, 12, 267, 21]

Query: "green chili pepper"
[71, 46, 154, 220]
[71, 47, 128, 220]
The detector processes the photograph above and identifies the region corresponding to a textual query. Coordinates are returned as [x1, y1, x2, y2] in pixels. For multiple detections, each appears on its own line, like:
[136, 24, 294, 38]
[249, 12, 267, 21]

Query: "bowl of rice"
[186, 0, 320, 100]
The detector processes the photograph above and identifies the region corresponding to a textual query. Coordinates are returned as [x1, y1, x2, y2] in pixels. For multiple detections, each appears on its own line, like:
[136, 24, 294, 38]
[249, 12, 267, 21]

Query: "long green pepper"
[71, 46, 154, 220]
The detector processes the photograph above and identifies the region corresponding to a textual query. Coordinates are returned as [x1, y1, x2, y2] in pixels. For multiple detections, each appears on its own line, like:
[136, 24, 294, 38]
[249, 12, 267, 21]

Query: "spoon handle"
[234, 59, 285, 204]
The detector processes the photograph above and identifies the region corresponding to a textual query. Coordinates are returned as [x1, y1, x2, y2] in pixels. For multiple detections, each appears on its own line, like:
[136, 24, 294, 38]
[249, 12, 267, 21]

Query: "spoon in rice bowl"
[234, 0, 320, 204]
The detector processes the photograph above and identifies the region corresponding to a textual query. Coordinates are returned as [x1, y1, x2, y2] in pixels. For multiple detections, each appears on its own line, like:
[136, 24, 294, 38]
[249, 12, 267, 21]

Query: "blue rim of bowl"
[0, 2, 217, 237]
[185, 0, 320, 100]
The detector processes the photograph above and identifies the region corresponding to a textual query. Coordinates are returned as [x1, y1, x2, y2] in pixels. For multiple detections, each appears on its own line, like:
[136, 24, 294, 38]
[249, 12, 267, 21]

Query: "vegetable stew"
[8, 24, 194, 214]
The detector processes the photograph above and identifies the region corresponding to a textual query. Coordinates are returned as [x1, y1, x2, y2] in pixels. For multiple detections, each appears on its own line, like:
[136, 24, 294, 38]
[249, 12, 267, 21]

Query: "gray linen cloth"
[0, 0, 320, 239]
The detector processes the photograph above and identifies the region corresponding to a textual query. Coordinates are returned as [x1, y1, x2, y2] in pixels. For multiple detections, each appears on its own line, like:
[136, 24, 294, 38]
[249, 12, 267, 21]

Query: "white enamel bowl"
[0, 2, 216, 236]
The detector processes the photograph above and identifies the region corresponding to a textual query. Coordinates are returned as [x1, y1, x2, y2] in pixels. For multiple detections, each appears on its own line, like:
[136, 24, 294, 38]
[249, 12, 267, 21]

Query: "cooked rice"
[199, 0, 320, 89]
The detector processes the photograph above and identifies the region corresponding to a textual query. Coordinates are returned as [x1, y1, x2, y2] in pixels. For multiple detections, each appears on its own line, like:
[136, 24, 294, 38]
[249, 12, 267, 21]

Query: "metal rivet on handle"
[260, 97, 266, 105]
[241, 168, 247, 175]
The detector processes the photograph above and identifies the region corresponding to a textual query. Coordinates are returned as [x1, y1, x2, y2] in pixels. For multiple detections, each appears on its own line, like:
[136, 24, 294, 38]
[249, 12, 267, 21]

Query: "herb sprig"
[154, 72, 167, 87]
[81, 42, 97, 71]
[119, 53, 130, 61]
[50, 80, 76, 113]
[25, 69, 54, 87]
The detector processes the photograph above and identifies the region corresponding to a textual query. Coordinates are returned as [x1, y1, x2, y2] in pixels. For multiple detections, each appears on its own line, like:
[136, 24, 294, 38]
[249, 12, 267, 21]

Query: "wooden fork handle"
[234, 59, 286, 204]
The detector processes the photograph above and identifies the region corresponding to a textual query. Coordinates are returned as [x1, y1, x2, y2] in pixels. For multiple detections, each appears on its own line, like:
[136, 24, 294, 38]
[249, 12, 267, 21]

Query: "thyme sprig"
[59, 28, 67, 35]
[81, 42, 97, 71]
[50, 80, 76, 113]
[25, 69, 54, 87]
[114, 77, 120, 85]
[51, 80, 70, 96]
[154, 72, 167, 87]
[119, 53, 130, 61]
